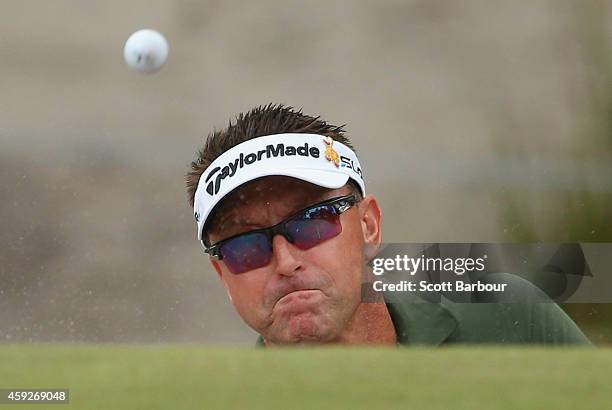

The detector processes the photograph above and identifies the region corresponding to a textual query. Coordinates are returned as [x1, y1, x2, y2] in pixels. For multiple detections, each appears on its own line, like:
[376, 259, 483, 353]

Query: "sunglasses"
[203, 194, 359, 274]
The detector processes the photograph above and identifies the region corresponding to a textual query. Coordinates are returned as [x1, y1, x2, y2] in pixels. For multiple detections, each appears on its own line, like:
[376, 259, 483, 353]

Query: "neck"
[336, 302, 397, 345]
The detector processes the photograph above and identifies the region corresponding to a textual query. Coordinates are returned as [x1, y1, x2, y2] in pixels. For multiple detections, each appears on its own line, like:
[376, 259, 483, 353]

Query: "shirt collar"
[383, 291, 458, 345]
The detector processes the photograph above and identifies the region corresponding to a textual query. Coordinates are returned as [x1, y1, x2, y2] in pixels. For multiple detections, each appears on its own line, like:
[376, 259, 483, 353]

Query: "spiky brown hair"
[185, 103, 355, 208]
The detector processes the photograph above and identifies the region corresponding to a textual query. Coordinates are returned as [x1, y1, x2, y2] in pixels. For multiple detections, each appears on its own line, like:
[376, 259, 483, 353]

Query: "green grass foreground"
[0, 345, 610, 409]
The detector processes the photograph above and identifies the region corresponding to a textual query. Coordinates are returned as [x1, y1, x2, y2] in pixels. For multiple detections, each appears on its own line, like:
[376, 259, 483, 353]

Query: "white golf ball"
[123, 29, 169, 73]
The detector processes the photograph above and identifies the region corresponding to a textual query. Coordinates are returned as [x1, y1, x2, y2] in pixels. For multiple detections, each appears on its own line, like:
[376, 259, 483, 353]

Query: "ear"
[358, 194, 383, 262]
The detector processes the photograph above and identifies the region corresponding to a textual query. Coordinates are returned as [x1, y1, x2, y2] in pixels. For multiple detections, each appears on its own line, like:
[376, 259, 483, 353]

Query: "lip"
[275, 289, 322, 307]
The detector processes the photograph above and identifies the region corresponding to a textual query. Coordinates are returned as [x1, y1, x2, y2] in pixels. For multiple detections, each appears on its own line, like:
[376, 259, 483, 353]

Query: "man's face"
[207, 176, 381, 344]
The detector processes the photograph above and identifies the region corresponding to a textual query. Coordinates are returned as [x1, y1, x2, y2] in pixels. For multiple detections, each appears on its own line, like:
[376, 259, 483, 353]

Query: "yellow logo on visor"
[323, 137, 340, 167]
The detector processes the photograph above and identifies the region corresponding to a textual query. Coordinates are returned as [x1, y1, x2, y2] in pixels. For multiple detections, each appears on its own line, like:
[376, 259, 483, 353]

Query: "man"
[186, 104, 590, 346]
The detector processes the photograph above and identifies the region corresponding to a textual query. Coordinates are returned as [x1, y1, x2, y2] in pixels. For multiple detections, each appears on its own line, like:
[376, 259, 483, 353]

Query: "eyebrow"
[213, 204, 291, 239]
[215, 214, 262, 232]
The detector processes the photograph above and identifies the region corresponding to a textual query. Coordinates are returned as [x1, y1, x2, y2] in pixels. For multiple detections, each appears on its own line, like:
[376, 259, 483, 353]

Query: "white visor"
[193, 133, 365, 240]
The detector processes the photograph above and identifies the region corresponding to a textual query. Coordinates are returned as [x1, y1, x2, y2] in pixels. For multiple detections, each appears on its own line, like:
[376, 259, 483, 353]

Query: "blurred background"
[1, 0, 610, 345]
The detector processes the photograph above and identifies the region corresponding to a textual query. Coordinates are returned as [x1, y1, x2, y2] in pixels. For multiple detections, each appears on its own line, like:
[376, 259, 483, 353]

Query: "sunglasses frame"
[202, 193, 359, 261]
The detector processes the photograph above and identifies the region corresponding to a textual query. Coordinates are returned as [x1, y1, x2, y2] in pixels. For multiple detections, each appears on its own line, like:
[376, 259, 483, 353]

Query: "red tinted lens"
[219, 232, 272, 274]
[286, 205, 342, 250]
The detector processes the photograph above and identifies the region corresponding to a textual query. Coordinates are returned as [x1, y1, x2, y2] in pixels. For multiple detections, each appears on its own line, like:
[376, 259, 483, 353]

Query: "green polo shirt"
[256, 273, 591, 346]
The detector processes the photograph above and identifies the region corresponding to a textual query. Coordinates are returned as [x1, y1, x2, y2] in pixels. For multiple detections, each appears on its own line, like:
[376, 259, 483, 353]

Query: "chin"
[271, 313, 340, 344]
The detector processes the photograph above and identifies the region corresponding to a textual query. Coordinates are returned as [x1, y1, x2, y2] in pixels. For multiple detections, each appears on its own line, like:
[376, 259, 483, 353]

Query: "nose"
[271, 234, 303, 276]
